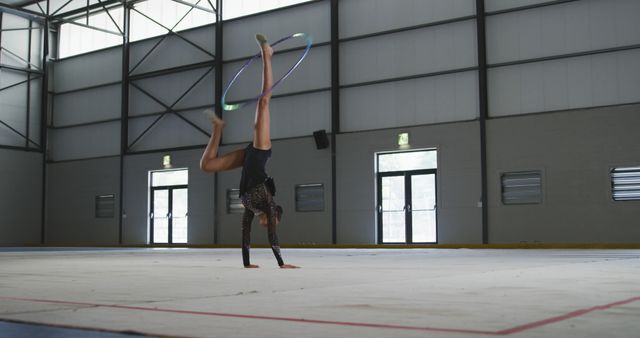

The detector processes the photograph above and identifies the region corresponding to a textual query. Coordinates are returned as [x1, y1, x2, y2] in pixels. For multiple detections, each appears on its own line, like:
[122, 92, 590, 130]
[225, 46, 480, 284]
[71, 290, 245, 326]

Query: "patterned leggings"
[240, 183, 284, 267]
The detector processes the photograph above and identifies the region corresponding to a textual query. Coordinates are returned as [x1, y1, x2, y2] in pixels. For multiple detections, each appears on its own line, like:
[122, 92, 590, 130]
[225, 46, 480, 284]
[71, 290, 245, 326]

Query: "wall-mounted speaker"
[313, 130, 329, 150]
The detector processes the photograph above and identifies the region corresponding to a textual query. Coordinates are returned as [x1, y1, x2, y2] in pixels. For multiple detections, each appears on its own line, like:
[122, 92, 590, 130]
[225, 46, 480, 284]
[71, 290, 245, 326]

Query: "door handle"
[378, 205, 382, 213]
[149, 212, 154, 218]
[167, 212, 172, 218]
[407, 204, 411, 212]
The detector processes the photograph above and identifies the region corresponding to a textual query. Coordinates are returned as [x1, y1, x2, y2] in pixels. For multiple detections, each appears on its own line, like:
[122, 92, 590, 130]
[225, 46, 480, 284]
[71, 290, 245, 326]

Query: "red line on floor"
[496, 296, 640, 335]
[2, 295, 639, 335]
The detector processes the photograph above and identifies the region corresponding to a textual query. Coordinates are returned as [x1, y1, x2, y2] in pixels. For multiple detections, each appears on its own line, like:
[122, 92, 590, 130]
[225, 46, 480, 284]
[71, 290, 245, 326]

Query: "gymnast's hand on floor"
[245, 264, 259, 268]
[280, 264, 300, 269]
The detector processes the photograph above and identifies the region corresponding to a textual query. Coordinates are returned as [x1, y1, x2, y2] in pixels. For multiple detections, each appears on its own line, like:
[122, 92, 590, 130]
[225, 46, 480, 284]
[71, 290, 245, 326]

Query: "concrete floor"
[0, 248, 639, 338]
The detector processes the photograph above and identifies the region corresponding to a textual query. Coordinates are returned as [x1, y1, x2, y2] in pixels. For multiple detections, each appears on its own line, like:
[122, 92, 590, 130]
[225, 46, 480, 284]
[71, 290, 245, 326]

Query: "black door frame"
[150, 184, 188, 244]
[377, 169, 437, 244]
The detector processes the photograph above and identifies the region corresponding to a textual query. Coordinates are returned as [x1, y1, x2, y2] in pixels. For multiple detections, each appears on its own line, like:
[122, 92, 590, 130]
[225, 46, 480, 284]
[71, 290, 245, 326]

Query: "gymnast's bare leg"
[200, 111, 245, 173]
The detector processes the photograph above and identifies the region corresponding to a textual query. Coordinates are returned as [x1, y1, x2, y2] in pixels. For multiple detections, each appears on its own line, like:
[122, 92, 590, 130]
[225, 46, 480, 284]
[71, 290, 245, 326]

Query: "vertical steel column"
[330, 0, 339, 244]
[39, 1, 49, 244]
[0, 12, 3, 70]
[26, 20, 33, 148]
[476, 0, 489, 244]
[213, 0, 223, 244]
[119, 2, 130, 244]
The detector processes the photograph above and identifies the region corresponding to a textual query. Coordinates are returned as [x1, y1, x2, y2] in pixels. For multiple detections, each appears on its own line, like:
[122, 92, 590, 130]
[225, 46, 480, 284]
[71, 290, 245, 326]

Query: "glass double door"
[150, 185, 188, 244]
[377, 170, 437, 244]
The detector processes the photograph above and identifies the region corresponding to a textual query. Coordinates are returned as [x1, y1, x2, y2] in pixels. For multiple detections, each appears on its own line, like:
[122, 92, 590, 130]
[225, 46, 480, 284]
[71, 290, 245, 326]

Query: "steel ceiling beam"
[127, 67, 213, 149]
[170, 0, 214, 14]
[49, 0, 74, 17]
[54, 15, 122, 35]
[0, 2, 46, 21]
[129, 0, 213, 74]
[131, 6, 214, 58]
[48, 0, 122, 20]
[0, 46, 41, 70]
[96, 0, 123, 34]
[0, 119, 40, 147]
[0, 75, 43, 92]
[0, 26, 42, 31]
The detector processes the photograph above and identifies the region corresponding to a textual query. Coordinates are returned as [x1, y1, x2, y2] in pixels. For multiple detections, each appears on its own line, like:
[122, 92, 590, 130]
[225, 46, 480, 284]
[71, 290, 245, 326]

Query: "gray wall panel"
[50, 121, 120, 161]
[485, 0, 559, 12]
[128, 111, 211, 152]
[129, 68, 214, 115]
[0, 149, 42, 245]
[488, 49, 640, 117]
[339, 0, 475, 39]
[0, 73, 28, 146]
[487, 104, 640, 243]
[0, 69, 26, 87]
[336, 121, 482, 244]
[28, 77, 42, 146]
[128, 85, 166, 117]
[53, 84, 121, 126]
[46, 157, 120, 244]
[340, 21, 477, 86]
[29, 23, 42, 69]
[223, 45, 330, 102]
[223, 1, 329, 60]
[54, 47, 122, 92]
[222, 91, 331, 144]
[123, 150, 214, 245]
[341, 71, 478, 132]
[216, 137, 332, 246]
[130, 26, 215, 75]
[487, 0, 640, 64]
[1, 15, 30, 69]
[0, 126, 24, 147]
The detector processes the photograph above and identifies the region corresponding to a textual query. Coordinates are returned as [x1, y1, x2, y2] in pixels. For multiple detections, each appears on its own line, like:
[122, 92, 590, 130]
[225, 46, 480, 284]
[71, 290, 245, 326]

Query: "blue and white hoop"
[220, 32, 313, 111]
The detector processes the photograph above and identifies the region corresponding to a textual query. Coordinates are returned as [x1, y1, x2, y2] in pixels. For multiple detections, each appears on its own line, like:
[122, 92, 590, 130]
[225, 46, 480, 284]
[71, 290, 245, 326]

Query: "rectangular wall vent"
[95, 194, 115, 218]
[227, 189, 244, 214]
[501, 171, 542, 205]
[611, 166, 640, 201]
[295, 184, 325, 212]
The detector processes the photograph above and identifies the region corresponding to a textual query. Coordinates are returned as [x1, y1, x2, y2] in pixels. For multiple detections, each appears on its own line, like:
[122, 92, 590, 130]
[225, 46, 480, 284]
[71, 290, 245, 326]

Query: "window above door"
[377, 149, 437, 173]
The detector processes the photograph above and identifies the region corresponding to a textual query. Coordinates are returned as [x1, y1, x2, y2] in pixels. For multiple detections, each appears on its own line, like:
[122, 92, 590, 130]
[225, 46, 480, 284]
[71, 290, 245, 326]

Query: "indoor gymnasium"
[0, 0, 639, 337]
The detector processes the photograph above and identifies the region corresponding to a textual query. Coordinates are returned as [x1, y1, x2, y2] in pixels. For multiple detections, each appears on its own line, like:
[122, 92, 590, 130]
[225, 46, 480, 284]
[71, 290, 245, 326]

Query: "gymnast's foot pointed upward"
[255, 33, 267, 45]
[203, 109, 224, 127]
[256, 34, 273, 58]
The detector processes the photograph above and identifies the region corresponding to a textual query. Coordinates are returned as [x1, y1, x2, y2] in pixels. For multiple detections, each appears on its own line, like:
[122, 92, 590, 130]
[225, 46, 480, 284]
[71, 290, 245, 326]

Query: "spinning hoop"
[221, 32, 313, 111]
